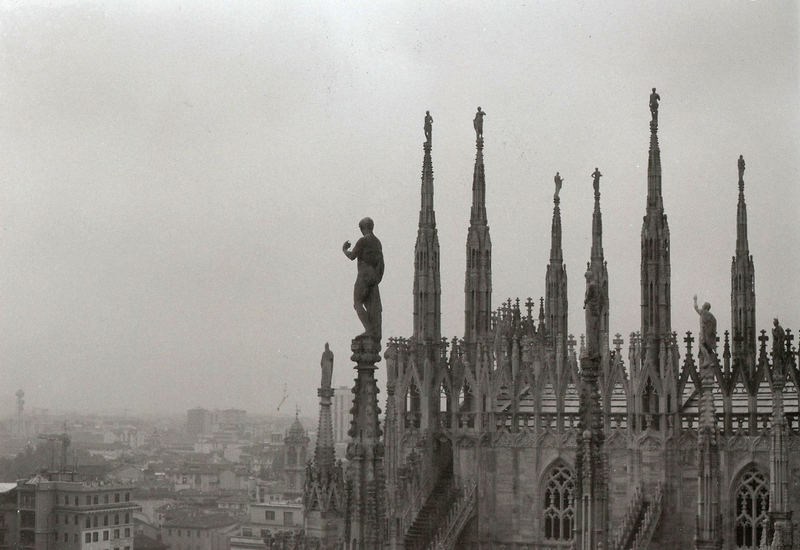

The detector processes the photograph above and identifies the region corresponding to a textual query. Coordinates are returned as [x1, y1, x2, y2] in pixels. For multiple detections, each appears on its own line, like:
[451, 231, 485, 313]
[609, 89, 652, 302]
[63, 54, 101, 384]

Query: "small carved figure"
[693, 295, 717, 364]
[649, 87, 660, 121]
[584, 269, 601, 358]
[320, 343, 333, 389]
[591, 167, 602, 195]
[772, 318, 785, 362]
[424, 111, 433, 143]
[473, 107, 486, 139]
[738, 154, 746, 180]
[554, 172, 563, 201]
[342, 217, 384, 339]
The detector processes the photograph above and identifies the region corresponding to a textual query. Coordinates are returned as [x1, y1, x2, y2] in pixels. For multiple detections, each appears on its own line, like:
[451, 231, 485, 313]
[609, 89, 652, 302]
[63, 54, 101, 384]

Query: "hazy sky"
[0, 1, 797, 417]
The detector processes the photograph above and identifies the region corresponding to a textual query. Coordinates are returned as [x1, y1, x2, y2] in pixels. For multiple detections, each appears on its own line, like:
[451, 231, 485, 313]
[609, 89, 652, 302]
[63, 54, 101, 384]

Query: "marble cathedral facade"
[303, 93, 800, 550]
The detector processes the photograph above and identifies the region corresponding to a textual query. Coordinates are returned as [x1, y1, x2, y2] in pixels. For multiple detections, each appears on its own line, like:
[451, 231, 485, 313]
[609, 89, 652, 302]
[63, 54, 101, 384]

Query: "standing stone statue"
[649, 87, 660, 122]
[320, 342, 334, 389]
[772, 318, 785, 362]
[473, 106, 486, 139]
[553, 172, 564, 202]
[591, 167, 602, 195]
[584, 268, 601, 359]
[738, 154, 746, 180]
[693, 295, 717, 365]
[342, 217, 384, 339]
[424, 111, 433, 143]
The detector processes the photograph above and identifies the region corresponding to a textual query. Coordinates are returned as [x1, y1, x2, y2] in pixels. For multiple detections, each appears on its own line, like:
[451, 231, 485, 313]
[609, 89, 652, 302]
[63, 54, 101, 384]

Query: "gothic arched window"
[734, 466, 769, 549]
[543, 464, 575, 542]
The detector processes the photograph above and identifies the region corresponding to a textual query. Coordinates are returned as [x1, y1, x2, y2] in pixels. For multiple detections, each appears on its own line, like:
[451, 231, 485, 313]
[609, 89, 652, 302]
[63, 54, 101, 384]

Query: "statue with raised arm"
[473, 107, 486, 139]
[342, 217, 384, 339]
[424, 111, 433, 143]
[738, 155, 745, 181]
[772, 318, 785, 363]
[649, 87, 660, 123]
[584, 268, 602, 359]
[693, 295, 717, 365]
[554, 172, 563, 202]
[591, 167, 602, 195]
[320, 343, 333, 390]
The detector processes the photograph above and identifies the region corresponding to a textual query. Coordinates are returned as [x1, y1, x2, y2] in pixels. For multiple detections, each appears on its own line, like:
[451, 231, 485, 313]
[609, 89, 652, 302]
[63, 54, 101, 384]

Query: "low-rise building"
[161, 510, 238, 550]
[15, 473, 139, 550]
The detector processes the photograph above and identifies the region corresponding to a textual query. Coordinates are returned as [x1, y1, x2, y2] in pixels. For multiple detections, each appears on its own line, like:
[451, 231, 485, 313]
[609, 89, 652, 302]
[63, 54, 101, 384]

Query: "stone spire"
[413, 114, 441, 344]
[314, 344, 335, 473]
[464, 109, 492, 348]
[545, 172, 568, 364]
[640, 88, 672, 364]
[303, 344, 346, 547]
[589, 168, 609, 357]
[768, 335, 794, 549]
[695, 349, 722, 550]
[345, 336, 386, 548]
[731, 154, 756, 369]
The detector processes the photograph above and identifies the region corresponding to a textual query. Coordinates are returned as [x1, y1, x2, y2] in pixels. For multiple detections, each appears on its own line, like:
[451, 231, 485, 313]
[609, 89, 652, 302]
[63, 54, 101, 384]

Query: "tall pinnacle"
[546, 172, 568, 363]
[640, 87, 672, 364]
[735, 155, 748, 255]
[550, 172, 564, 262]
[420, 111, 435, 228]
[590, 167, 603, 262]
[647, 87, 663, 210]
[731, 154, 756, 366]
[413, 111, 441, 343]
[464, 107, 491, 345]
[314, 343, 335, 473]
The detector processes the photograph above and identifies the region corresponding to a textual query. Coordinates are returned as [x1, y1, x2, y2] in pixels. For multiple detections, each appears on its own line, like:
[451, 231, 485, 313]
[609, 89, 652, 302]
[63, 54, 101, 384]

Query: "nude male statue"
[342, 217, 384, 339]
[649, 88, 660, 122]
[693, 295, 717, 364]
[591, 167, 602, 195]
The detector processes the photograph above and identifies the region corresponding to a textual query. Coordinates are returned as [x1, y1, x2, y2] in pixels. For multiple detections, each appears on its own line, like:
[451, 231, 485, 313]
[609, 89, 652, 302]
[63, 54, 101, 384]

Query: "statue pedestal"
[345, 335, 385, 549]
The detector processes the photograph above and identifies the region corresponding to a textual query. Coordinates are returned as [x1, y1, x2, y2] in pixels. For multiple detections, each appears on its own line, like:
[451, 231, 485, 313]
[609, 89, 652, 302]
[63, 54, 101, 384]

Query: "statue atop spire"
[693, 295, 717, 366]
[591, 167, 602, 196]
[649, 87, 660, 125]
[554, 172, 564, 203]
[473, 106, 486, 141]
[424, 110, 433, 144]
[738, 154, 745, 190]
[320, 342, 333, 390]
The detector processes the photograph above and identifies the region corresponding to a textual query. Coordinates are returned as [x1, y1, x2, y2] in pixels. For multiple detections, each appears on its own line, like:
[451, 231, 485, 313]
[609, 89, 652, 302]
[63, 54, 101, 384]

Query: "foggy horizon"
[0, 2, 797, 417]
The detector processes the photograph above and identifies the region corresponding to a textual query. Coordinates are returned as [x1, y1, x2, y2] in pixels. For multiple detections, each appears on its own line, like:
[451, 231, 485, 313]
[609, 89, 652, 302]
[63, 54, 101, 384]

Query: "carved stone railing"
[428, 479, 477, 550]
[609, 485, 645, 550]
[630, 482, 663, 550]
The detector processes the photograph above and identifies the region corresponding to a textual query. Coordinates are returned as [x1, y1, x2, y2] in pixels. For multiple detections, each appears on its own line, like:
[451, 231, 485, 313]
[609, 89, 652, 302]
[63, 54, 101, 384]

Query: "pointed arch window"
[543, 464, 575, 541]
[734, 466, 769, 549]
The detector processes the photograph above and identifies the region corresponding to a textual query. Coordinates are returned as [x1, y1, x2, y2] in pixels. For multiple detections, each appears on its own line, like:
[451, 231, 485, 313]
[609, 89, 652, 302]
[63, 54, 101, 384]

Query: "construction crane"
[37, 432, 70, 473]
[276, 383, 289, 411]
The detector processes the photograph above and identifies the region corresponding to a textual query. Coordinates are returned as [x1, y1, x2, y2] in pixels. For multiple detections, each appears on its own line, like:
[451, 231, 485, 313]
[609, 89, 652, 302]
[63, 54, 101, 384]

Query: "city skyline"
[0, 2, 797, 415]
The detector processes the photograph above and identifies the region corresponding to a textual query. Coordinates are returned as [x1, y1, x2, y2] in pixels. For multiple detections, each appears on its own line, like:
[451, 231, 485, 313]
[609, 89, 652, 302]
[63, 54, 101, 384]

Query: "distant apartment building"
[161, 511, 238, 550]
[187, 408, 213, 437]
[8, 473, 139, 550]
[229, 500, 303, 550]
[332, 386, 350, 458]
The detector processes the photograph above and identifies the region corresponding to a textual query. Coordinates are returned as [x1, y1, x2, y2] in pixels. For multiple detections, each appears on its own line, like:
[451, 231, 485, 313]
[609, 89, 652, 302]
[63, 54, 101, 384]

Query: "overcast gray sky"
[0, 1, 797, 417]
